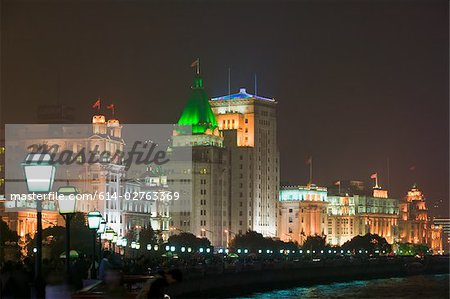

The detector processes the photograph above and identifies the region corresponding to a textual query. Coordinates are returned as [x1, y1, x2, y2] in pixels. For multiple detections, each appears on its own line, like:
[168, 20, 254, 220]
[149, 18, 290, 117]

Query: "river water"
[236, 274, 449, 298]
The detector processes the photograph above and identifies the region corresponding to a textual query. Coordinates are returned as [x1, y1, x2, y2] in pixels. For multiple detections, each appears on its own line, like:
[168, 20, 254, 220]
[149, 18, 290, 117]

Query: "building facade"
[399, 185, 443, 253]
[278, 184, 328, 244]
[170, 74, 230, 247]
[210, 88, 279, 237]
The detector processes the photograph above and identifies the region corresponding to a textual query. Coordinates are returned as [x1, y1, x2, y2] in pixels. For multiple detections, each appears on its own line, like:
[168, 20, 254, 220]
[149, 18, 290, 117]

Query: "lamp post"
[105, 228, 115, 251]
[224, 229, 236, 248]
[112, 233, 118, 253]
[201, 228, 213, 238]
[57, 185, 78, 285]
[97, 219, 106, 261]
[87, 211, 102, 279]
[22, 153, 56, 298]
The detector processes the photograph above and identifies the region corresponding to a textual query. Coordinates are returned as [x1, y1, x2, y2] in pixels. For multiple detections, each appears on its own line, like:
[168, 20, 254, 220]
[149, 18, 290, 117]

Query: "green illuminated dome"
[177, 75, 218, 134]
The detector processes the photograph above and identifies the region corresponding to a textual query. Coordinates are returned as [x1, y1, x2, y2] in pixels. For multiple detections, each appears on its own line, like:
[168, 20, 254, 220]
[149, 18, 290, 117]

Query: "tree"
[302, 235, 326, 251]
[26, 212, 93, 259]
[230, 231, 270, 253]
[397, 242, 429, 256]
[0, 218, 19, 243]
[168, 232, 210, 250]
[341, 233, 392, 253]
[0, 218, 20, 261]
[137, 226, 158, 255]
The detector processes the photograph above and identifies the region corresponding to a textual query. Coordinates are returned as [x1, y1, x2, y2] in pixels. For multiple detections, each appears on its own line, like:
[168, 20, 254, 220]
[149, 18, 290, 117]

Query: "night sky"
[1, 0, 448, 216]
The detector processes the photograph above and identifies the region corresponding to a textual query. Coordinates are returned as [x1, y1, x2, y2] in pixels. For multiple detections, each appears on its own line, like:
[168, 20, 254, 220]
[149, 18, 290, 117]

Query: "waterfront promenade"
[74, 255, 449, 298]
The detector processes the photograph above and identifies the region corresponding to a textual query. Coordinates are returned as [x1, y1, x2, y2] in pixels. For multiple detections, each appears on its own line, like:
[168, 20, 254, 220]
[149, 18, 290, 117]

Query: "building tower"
[209, 88, 279, 237]
[171, 72, 229, 247]
[399, 184, 443, 253]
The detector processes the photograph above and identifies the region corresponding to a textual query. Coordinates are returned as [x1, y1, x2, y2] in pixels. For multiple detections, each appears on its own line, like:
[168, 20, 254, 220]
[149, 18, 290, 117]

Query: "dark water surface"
[235, 274, 449, 298]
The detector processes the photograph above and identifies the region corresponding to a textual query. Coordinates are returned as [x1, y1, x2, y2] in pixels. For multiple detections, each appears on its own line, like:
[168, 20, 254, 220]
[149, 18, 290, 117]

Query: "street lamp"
[224, 229, 236, 248]
[57, 185, 78, 285]
[105, 228, 114, 251]
[201, 228, 213, 240]
[22, 153, 56, 297]
[105, 228, 114, 241]
[87, 211, 102, 279]
[112, 233, 118, 253]
[97, 219, 106, 261]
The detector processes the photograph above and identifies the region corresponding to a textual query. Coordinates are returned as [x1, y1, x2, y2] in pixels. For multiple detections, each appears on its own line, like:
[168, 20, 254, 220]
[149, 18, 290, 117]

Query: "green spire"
[177, 74, 218, 134]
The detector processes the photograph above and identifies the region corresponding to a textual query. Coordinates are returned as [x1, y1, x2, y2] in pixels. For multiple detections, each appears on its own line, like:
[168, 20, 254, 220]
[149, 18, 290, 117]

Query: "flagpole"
[387, 157, 390, 190]
[254, 73, 257, 97]
[309, 156, 313, 185]
[228, 67, 231, 112]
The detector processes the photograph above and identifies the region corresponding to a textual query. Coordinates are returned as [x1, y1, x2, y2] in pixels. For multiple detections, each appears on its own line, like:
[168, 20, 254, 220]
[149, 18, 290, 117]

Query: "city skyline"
[0, 1, 448, 297]
[1, 0, 448, 214]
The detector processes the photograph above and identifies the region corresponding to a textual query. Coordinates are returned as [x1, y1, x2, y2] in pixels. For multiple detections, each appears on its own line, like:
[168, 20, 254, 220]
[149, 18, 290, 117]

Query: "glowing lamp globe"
[87, 211, 102, 230]
[57, 186, 78, 215]
[22, 153, 56, 193]
[97, 219, 106, 234]
[135, 243, 141, 250]
[105, 228, 115, 241]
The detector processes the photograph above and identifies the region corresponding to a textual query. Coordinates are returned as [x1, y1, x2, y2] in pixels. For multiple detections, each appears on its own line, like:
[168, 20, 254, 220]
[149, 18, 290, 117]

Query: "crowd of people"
[0, 250, 183, 299]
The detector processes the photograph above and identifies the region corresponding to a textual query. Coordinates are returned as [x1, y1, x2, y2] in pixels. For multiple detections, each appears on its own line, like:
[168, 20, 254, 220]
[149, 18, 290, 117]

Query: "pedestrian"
[136, 268, 183, 299]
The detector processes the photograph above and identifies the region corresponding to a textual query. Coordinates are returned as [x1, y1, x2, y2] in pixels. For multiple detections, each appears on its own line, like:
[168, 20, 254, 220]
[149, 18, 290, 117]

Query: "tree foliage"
[397, 242, 429, 256]
[301, 235, 327, 250]
[168, 232, 210, 249]
[26, 212, 94, 259]
[230, 230, 298, 253]
[0, 218, 19, 243]
[341, 233, 391, 253]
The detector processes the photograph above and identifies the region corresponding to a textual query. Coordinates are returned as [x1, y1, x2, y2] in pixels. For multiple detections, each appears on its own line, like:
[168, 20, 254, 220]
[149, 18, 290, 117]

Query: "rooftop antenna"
[254, 73, 257, 97]
[227, 67, 231, 112]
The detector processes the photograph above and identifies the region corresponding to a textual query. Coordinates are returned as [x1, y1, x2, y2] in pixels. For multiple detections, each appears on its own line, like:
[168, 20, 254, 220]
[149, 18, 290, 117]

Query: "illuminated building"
[326, 181, 399, 246]
[210, 88, 279, 237]
[433, 218, 449, 253]
[123, 168, 171, 242]
[2, 114, 130, 237]
[170, 73, 229, 247]
[0, 127, 5, 201]
[398, 185, 443, 253]
[279, 184, 328, 244]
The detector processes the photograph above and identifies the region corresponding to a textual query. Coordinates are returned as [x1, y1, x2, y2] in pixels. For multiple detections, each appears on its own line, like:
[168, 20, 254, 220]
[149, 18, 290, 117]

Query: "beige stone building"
[278, 184, 328, 244]
[210, 88, 279, 237]
[398, 185, 443, 253]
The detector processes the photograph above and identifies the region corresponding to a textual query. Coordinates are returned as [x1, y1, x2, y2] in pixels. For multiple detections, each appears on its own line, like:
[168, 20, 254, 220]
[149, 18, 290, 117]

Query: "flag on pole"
[190, 58, 199, 68]
[92, 98, 101, 110]
[306, 156, 312, 165]
[191, 58, 200, 74]
[370, 173, 379, 188]
[335, 180, 341, 194]
[409, 165, 416, 171]
[106, 104, 115, 115]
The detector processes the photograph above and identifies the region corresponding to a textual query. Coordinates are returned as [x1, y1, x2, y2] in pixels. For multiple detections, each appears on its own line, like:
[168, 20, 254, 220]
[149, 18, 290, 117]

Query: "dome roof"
[177, 75, 218, 134]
